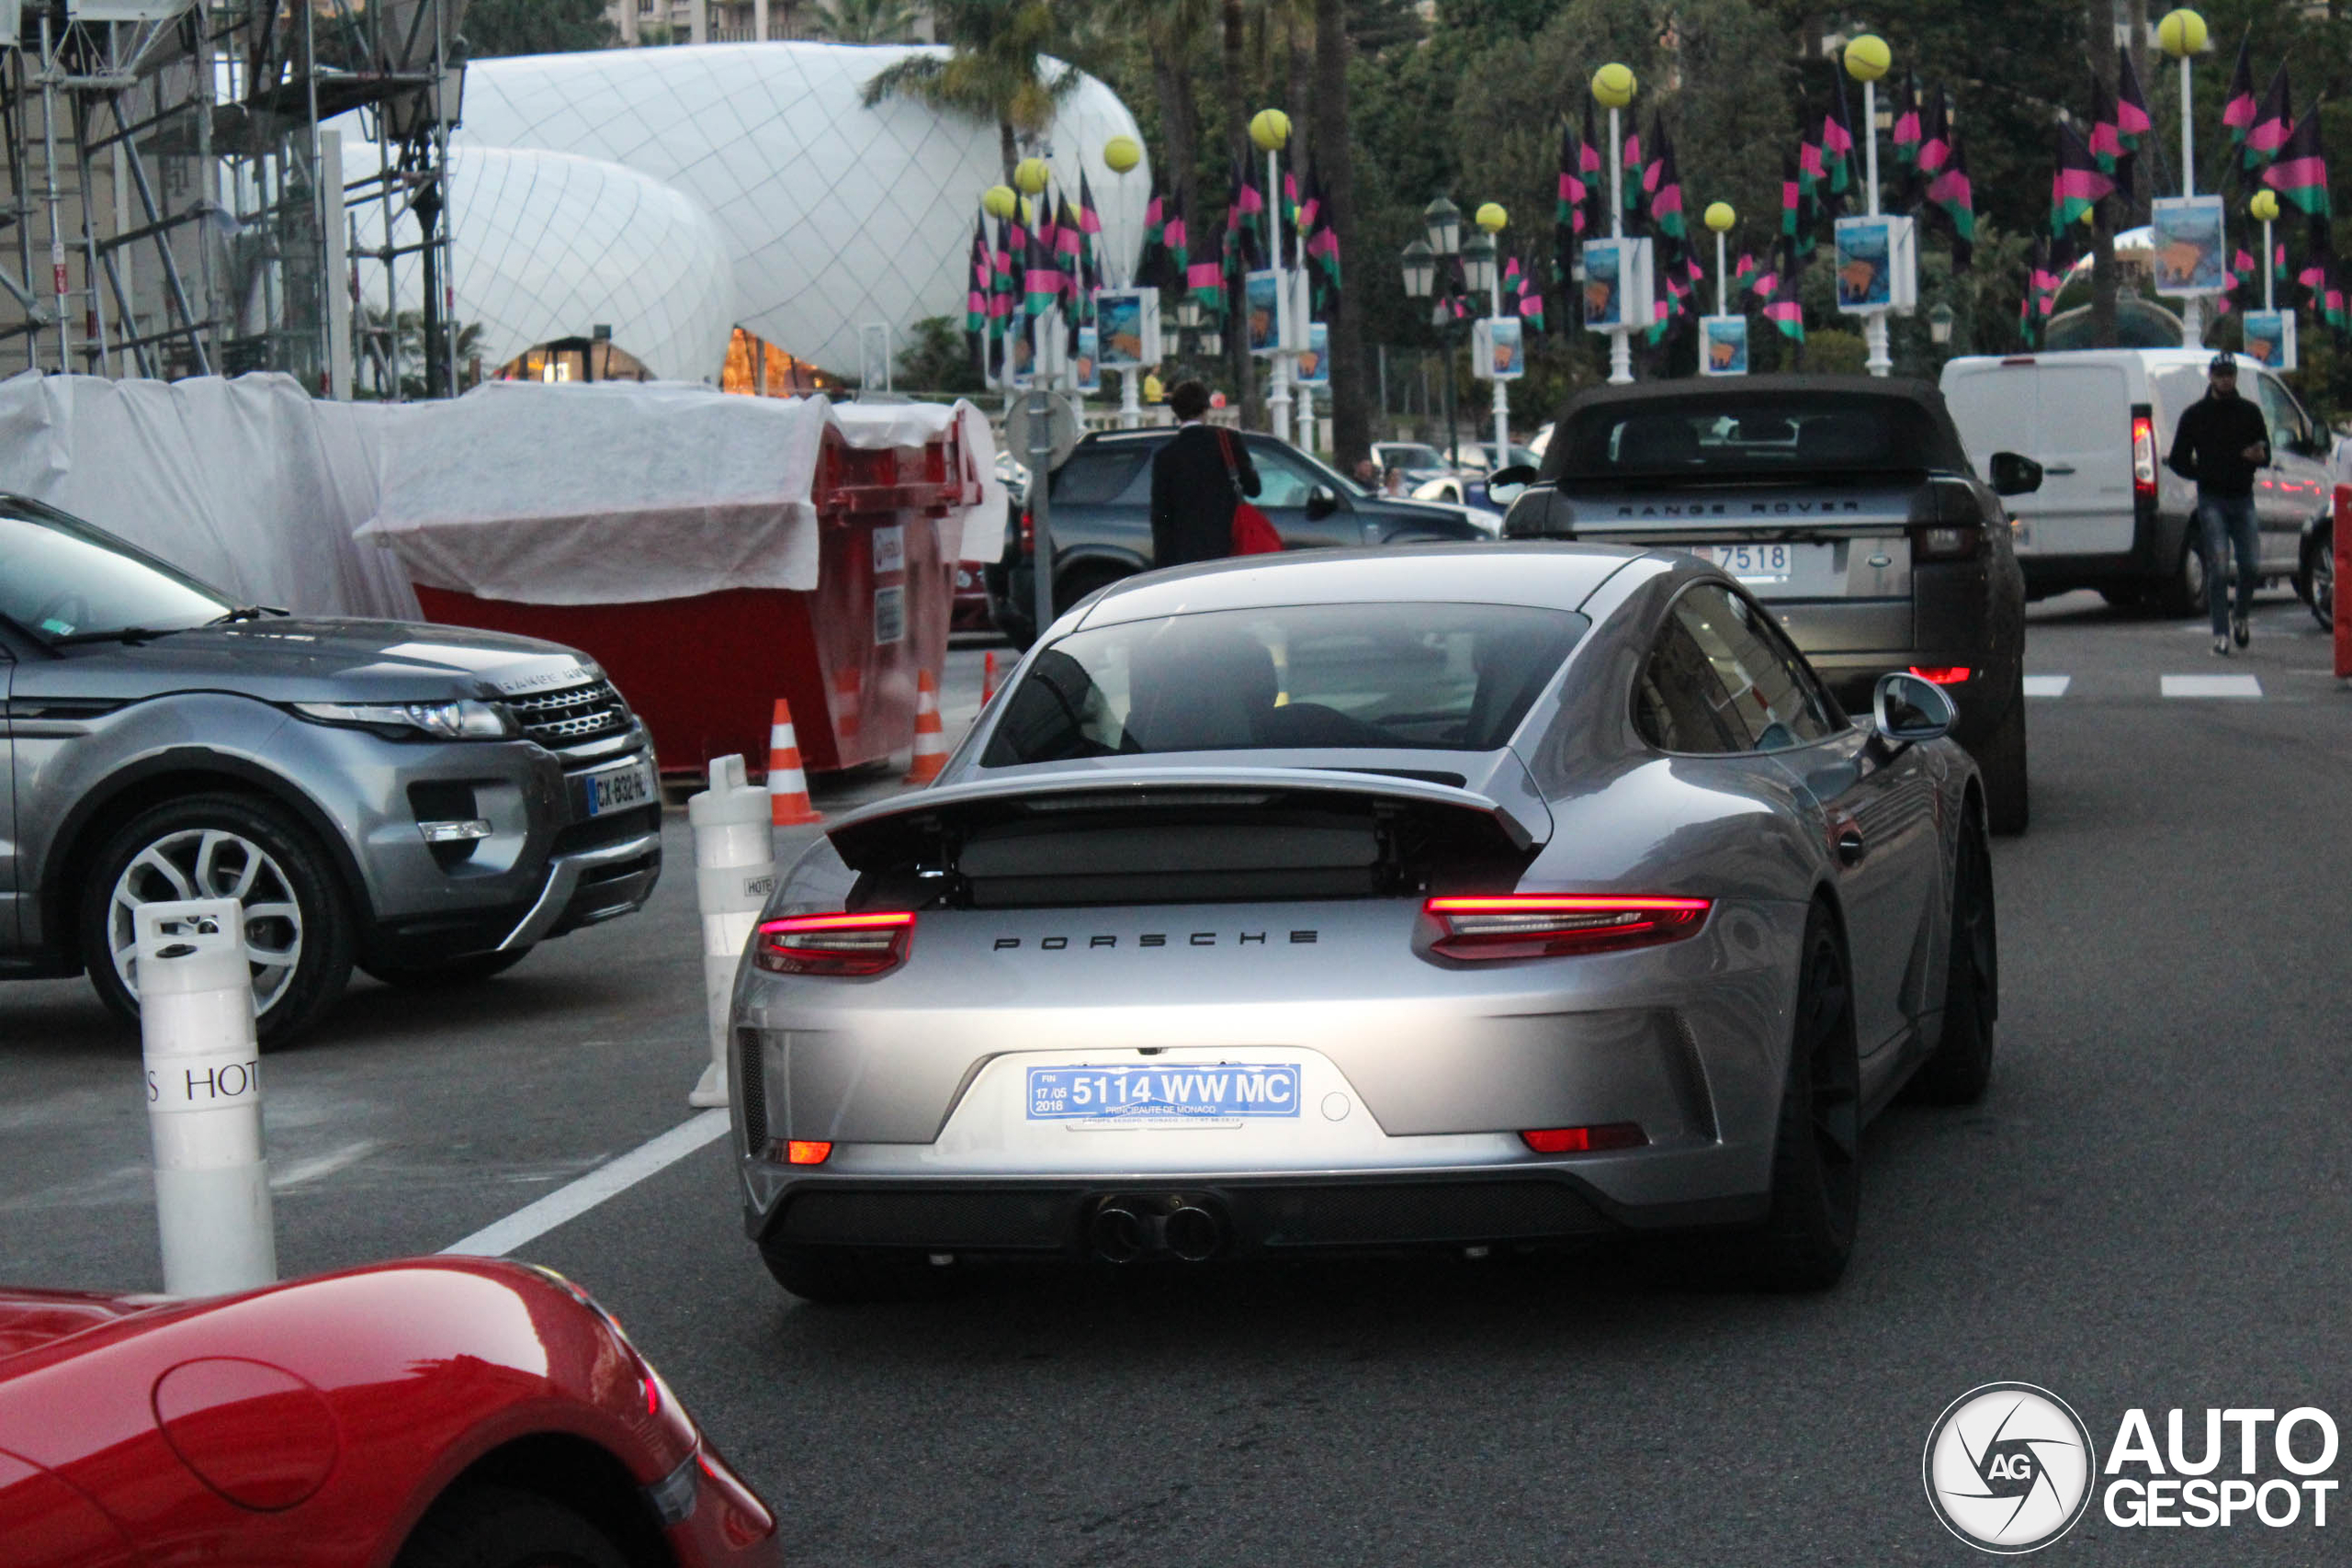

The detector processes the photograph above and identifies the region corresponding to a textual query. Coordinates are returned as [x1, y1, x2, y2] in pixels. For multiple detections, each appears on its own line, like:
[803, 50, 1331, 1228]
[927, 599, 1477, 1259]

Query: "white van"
[1939, 348, 2335, 612]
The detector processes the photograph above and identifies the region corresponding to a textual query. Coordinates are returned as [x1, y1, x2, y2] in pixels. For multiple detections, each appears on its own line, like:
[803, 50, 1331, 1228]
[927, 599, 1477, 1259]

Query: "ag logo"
[1924, 1382, 2097, 1554]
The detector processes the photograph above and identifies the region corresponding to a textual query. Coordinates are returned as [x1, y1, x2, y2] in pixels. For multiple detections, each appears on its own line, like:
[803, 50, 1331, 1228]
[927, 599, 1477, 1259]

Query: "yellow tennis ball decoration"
[1591, 62, 1636, 108]
[1103, 135, 1141, 175]
[1843, 33, 1891, 83]
[1475, 201, 1508, 233]
[2157, 8, 2208, 58]
[981, 184, 1017, 220]
[1249, 108, 1291, 152]
[2251, 188, 2279, 222]
[1704, 201, 1736, 232]
[1013, 156, 1050, 195]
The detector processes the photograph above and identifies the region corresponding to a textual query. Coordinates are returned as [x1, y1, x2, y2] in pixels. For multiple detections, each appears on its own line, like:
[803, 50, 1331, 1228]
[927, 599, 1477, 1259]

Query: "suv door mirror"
[1304, 483, 1340, 520]
[1987, 451, 2043, 496]
[1872, 671, 1957, 744]
[1486, 464, 1538, 505]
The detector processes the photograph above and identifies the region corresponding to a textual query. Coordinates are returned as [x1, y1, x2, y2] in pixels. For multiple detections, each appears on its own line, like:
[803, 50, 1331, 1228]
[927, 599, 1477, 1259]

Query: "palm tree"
[812, 0, 920, 44]
[1137, 0, 1211, 237]
[860, 0, 1080, 179]
[1312, 0, 1365, 466]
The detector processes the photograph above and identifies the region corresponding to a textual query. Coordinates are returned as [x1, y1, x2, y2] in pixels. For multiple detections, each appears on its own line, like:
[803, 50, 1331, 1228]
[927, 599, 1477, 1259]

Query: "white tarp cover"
[0, 371, 421, 620]
[360, 381, 1005, 605]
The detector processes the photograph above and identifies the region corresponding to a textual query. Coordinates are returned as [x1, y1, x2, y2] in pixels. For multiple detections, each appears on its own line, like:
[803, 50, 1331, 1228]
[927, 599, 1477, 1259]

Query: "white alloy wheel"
[107, 827, 306, 1017]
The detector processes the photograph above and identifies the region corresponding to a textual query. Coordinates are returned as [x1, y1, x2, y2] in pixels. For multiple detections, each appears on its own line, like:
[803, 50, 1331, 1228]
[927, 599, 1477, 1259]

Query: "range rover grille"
[509, 679, 629, 749]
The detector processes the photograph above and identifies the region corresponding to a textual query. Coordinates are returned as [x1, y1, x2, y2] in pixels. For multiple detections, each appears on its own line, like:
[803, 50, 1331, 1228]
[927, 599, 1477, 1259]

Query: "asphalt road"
[6, 598, 2351, 1565]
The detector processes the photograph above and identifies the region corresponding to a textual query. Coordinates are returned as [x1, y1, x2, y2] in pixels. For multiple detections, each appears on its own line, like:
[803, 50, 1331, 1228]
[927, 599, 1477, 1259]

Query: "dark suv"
[1498, 377, 2038, 833]
[990, 427, 1490, 645]
[0, 496, 662, 1046]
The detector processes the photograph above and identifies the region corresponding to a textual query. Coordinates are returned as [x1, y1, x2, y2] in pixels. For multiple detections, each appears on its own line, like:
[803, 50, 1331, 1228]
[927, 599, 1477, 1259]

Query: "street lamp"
[1928, 300, 1955, 344]
[1423, 197, 1462, 259]
[1399, 239, 1436, 299]
[1402, 232, 1464, 470]
[1460, 231, 1498, 295]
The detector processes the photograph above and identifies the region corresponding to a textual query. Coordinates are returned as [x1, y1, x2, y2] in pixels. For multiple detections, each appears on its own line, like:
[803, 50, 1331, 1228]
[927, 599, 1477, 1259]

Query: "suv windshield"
[1555, 392, 1951, 481]
[0, 499, 232, 641]
[981, 602, 1587, 763]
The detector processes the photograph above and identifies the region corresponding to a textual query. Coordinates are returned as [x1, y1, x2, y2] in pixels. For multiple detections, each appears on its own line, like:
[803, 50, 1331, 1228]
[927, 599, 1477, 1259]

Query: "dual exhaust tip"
[1090, 1197, 1225, 1263]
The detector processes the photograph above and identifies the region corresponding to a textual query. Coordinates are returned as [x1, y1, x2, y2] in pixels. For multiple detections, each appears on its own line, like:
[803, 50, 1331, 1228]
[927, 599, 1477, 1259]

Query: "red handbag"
[1217, 429, 1283, 555]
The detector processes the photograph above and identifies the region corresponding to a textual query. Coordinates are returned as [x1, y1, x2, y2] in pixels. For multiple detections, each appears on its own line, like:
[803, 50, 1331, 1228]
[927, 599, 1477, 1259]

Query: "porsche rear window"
[1554, 392, 1954, 479]
[981, 602, 1588, 763]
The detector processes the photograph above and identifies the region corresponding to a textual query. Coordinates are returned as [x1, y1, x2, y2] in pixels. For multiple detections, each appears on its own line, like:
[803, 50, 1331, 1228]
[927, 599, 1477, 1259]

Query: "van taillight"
[2132, 413, 2157, 501]
[1019, 508, 1035, 555]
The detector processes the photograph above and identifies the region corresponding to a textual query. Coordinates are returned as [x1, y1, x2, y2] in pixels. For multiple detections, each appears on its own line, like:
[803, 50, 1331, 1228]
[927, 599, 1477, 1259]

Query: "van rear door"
[1943, 358, 2134, 558]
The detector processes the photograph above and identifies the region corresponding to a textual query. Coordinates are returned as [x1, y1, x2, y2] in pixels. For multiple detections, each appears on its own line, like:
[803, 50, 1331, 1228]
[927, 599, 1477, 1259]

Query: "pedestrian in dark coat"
[1149, 379, 1260, 569]
[2165, 353, 2272, 655]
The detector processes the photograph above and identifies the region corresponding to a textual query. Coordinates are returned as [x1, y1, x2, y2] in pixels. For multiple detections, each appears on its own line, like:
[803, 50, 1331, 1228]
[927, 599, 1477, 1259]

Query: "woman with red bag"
[1148, 379, 1279, 566]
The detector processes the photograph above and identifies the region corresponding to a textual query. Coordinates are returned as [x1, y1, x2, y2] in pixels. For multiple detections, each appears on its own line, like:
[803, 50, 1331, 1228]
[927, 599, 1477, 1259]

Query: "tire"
[2154, 525, 2207, 617]
[1974, 694, 2030, 838]
[759, 1240, 950, 1304]
[361, 947, 534, 990]
[394, 1483, 627, 1568]
[1905, 807, 1997, 1106]
[1054, 563, 1127, 615]
[82, 794, 354, 1051]
[2304, 520, 2335, 631]
[1732, 906, 1861, 1292]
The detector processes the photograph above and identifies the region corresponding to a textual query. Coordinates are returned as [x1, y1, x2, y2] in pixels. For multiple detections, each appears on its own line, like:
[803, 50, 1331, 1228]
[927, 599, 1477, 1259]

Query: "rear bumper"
[746, 1168, 1767, 1258]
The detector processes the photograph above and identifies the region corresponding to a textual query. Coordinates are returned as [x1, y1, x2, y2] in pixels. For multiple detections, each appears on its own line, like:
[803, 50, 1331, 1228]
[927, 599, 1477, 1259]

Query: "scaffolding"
[0, 0, 462, 394]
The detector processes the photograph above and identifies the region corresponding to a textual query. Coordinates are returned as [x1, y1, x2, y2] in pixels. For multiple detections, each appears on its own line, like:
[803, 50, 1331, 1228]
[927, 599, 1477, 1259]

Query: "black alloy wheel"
[1905, 807, 1997, 1106]
[1737, 906, 1861, 1292]
[1976, 693, 2030, 838]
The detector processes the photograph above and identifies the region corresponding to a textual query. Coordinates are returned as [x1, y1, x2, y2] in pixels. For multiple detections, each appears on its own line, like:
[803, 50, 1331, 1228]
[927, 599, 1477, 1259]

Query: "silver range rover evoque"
[730, 544, 1998, 1300]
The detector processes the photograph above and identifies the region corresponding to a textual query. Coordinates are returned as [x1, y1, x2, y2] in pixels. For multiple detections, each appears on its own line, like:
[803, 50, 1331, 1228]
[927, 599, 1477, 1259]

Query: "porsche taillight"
[1423, 895, 1711, 961]
[752, 911, 915, 976]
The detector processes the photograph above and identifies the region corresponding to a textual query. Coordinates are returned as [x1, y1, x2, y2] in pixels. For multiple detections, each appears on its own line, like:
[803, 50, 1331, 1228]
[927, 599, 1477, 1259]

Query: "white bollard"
[687, 753, 776, 1107]
[136, 897, 276, 1296]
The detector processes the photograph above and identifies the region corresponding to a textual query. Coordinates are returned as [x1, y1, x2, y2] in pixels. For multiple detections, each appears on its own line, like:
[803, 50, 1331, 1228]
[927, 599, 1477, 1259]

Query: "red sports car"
[0, 1257, 781, 1568]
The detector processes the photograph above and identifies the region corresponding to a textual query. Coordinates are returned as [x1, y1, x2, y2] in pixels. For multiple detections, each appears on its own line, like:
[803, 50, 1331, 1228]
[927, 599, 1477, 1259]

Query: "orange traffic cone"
[766, 699, 823, 826]
[981, 650, 1000, 705]
[903, 669, 948, 784]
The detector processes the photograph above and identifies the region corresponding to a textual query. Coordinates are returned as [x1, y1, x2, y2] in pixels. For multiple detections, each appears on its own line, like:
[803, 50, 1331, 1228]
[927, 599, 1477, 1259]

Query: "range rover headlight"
[293, 699, 519, 739]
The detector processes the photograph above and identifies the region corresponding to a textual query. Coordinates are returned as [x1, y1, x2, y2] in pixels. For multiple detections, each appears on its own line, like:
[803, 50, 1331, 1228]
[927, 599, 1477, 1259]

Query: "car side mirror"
[1486, 464, 1538, 506]
[1305, 483, 1340, 520]
[1872, 671, 1957, 745]
[1987, 451, 2043, 496]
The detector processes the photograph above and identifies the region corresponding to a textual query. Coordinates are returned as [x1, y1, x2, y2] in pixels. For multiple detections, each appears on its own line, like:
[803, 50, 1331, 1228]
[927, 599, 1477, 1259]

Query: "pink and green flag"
[2261, 105, 2331, 218]
[2050, 124, 2114, 233]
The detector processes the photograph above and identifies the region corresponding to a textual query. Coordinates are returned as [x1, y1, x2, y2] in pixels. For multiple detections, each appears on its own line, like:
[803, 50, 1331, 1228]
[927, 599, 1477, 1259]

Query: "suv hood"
[11, 616, 602, 705]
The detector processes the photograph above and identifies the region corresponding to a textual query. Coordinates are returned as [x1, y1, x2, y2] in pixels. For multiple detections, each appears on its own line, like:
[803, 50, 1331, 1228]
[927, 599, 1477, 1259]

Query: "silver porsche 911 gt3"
[728, 544, 1997, 1300]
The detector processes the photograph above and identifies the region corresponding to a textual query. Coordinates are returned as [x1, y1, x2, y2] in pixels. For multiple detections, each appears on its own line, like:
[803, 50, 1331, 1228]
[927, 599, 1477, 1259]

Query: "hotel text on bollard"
[136, 897, 277, 1297]
[688, 753, 777, 1108]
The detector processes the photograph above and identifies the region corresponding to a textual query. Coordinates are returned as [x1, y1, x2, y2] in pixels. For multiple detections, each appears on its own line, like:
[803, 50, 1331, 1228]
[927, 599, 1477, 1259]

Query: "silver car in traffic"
[729, 545, 1996, 1298]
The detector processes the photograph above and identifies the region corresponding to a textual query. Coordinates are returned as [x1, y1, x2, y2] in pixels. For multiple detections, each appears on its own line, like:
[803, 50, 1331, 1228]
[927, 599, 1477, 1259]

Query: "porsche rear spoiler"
[825, 764, 1553, 910]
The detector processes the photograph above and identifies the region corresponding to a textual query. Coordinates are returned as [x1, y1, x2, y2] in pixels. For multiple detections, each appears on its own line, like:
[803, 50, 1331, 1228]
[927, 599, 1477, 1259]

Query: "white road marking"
[2022, 675, 2072, 697]
[2161, 674, 2264, 699]
[440, 1110, 729, 1258]
[268, 1139, 383, 1190]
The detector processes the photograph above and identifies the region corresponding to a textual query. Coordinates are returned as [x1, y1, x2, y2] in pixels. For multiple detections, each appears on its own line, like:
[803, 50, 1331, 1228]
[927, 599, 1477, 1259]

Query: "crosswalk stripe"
[2160, 674, 2264, 699]
[2022, 675, 2072, 697]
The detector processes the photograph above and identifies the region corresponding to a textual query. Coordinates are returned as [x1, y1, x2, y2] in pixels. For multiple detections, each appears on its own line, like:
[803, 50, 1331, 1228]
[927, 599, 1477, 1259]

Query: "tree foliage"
[460, 0, 615, 58]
